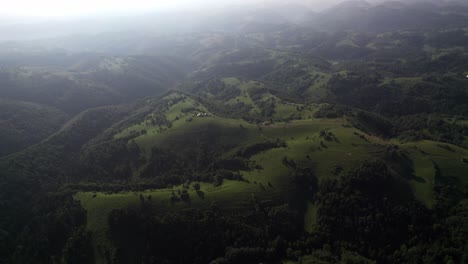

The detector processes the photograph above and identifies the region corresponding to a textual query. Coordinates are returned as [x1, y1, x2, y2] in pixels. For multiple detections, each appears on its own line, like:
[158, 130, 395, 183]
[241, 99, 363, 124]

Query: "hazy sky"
[0, 0, 349, 17]
[1, 0, 180, 16]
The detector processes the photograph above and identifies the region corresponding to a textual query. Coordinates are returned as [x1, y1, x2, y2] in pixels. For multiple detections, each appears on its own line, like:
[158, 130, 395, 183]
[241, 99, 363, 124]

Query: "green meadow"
[75, 93, 468, 263]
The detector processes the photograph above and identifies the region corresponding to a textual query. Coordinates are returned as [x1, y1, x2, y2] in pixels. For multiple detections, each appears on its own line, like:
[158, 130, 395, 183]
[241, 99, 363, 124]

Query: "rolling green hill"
[1, 1, 468, 263]
[30, 91, 462, 263]
[1, 67, 467, 264]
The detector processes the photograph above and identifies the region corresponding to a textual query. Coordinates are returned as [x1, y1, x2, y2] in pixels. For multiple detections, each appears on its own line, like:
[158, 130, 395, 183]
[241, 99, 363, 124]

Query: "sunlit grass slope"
[75, 93, 468, 263]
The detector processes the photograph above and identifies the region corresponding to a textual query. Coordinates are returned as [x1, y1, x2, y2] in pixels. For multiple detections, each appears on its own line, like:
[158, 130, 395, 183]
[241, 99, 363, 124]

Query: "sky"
[0, 0, 348, 17]
[0, 0, 181, 16]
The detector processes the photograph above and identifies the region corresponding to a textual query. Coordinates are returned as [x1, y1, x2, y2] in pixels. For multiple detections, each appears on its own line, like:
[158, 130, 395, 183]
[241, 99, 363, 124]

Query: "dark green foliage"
[394, 115, 467, 147]
[327, 72, 382, 107]
[0, 105, 131, 263]
[349, 110, 394, 138]
[193, 79, 241, 101]
[315, 161, 418, 253]
[282, 156, 297, 169]
[426, 29, 468, 48]
[325, 71, 468, 119]
[261, 58, 325, 95]
[62, 227, 94, 264]
[139, 147, 189, 185]
[236, 141, 285, 159]
[197, 60, 276, 80]
[0, 55, 192, 114]
[180, 189, 190, 202]
[9, 191, 88, 264]
[410, 76, 468, 116]
[198, 98, 253, 119]
[433, 162, 466, 215]
[81, 139, 141, 180]
[108, 202, 300, 264]
[0, 99, 68, 156]
[314, 104, 350, 119]
[214, 158, 249, 171]
[309, 160, 467, 263]
[139, 145, 245, 188]
[319, 130, 338, 142]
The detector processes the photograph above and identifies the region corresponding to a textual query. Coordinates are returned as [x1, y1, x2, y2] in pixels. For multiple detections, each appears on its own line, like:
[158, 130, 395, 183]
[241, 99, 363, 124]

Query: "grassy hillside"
[190, 48, 332, 101]
[69, 92, 468, 263]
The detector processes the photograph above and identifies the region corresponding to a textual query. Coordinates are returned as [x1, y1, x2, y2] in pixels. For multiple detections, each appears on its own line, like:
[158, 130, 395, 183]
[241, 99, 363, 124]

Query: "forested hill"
[0, 54, 193, 114]
[0, 99, 68, 156]
[0, 53, 193, 155]
[0, 1, 467, 263]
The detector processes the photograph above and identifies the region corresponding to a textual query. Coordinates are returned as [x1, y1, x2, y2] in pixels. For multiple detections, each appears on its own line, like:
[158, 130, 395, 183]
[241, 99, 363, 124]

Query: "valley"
[0, 1, 467, 263]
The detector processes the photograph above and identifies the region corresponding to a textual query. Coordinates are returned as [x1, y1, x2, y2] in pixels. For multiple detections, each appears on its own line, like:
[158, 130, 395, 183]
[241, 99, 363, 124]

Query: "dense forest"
[0, 0, 467, 263]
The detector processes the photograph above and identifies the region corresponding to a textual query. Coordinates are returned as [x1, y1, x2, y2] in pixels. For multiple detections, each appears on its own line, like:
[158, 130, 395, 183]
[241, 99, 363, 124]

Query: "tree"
[183, 180, 191, 190]
[180, 189, 190, 202]
[62, 227, 94, 264]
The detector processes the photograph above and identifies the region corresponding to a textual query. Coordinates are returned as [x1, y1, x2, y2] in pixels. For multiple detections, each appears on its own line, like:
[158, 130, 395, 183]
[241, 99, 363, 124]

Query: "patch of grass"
[222, 77, 241, 86]
[380, 77, 423, 90]
[407, 154, 435, 207]
[457, 120, 468, 128]
[401, 140, 468, 207]
[336, 38, 359, 48]
[304, 72, 331, 100]
[304, 201, 318, 233]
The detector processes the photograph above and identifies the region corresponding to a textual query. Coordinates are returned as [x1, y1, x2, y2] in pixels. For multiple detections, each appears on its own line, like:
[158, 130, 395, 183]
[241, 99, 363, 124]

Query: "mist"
[0, 0, 465, 42]
[1, 0, 355, 17]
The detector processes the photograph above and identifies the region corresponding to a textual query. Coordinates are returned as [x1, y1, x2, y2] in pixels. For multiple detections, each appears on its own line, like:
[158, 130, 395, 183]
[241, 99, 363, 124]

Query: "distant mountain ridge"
[303, 0, 468, 31]
[1, 0, 467, 42]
